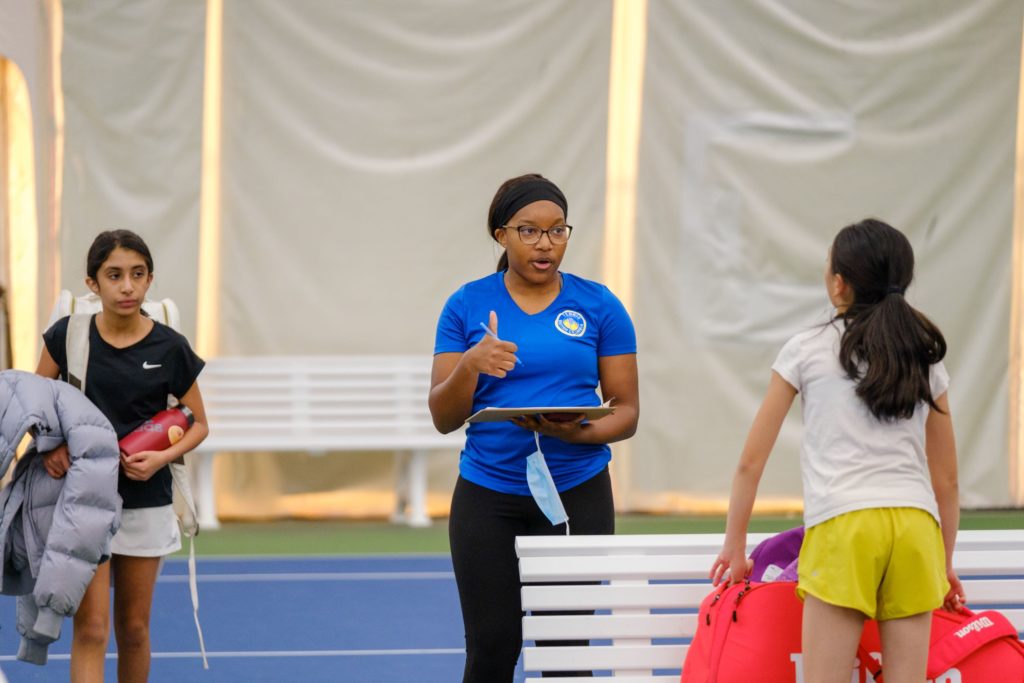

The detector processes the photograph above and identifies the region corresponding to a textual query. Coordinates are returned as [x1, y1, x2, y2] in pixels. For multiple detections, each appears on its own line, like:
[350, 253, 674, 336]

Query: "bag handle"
[856, 608, 1020, 683]
[856, 642, 883, 682]
[925, 609, 1018, 678]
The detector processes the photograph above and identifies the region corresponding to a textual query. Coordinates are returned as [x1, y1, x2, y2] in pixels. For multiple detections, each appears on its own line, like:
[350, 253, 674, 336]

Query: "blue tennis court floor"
[0, 555, 471, 683]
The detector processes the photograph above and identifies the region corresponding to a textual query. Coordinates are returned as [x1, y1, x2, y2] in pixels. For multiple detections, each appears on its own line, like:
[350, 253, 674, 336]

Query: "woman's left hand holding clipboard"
[512, 413, 588, 442]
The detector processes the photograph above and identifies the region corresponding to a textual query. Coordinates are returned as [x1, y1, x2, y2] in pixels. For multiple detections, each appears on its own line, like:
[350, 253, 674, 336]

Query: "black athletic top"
[43, 315, 205, 508]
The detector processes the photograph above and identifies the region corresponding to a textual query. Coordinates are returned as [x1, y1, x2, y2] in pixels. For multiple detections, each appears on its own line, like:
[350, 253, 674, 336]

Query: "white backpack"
[50, 290, 208, 668]
[47, 289, 181, 332]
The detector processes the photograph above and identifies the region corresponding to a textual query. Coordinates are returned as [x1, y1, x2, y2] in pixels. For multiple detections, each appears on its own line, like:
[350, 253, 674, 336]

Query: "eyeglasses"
[502, 224, 573, 245]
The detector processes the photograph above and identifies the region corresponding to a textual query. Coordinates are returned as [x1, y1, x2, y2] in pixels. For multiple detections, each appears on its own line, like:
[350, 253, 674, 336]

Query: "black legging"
[448, 468, 615, 683]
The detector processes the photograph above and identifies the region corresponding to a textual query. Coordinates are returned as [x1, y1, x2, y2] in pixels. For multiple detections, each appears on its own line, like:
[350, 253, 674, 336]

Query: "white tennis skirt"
[111, 504, 181, 557]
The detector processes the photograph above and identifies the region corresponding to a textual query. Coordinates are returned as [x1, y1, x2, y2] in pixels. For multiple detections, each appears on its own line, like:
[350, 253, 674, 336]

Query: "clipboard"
[466, 403, 614, 424]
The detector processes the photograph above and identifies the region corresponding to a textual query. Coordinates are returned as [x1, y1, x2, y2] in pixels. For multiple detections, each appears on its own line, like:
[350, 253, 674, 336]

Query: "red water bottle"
[119, 406, 194, 455]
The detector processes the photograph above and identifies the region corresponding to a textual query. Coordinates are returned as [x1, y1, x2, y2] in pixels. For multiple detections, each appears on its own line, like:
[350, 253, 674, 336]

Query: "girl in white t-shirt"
[710, 219, 963, 683]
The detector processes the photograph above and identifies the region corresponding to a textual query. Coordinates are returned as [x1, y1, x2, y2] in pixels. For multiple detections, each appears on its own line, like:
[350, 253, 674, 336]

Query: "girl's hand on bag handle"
[710, 545, 751, 586]
[41, 444, 71, 479]
[943, 568, 967, 613]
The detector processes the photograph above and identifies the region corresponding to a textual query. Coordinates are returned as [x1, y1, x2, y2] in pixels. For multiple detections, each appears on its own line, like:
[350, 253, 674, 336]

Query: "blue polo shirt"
[434, 271, 636, 495]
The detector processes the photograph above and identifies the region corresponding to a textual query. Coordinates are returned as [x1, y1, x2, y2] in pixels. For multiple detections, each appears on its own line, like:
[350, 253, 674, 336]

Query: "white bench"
[516, 529, 1024, 681]
[193, 355, 463, 529]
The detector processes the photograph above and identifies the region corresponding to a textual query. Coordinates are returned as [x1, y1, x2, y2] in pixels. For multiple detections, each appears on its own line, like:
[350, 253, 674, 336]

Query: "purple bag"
[748, 526, 804, 582]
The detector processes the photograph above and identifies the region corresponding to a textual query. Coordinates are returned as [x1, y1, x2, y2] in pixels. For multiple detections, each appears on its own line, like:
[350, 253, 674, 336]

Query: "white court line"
[0, 648, 464, 662]
[157, 571, 454, 583]
[165, 552, 451, 562]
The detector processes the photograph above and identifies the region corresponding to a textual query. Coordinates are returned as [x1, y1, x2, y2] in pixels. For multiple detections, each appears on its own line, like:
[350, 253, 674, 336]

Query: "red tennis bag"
[681, 581, 807, 683]
[681, 581, 1024, 683]
[858, 607, 1024, 683]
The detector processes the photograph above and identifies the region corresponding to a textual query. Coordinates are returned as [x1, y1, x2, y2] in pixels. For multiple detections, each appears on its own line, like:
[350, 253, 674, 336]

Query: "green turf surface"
[177, 509, 1023, 556]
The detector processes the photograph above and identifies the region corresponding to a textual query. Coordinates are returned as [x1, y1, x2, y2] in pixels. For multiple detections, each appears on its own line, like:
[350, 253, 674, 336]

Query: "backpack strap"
[172, 467, 208, 670]
[65, 314, 92, 390]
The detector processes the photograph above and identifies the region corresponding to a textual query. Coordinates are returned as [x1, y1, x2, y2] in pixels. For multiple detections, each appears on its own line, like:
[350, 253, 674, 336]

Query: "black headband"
[492, 178, 568, 231]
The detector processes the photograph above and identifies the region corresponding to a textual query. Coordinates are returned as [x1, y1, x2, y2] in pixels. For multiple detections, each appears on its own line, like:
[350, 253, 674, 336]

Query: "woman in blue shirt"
[430, 173, 639, 682]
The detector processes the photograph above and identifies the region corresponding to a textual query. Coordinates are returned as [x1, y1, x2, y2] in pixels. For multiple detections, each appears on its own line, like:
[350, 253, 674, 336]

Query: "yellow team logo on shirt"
[555, 310, 586, 337]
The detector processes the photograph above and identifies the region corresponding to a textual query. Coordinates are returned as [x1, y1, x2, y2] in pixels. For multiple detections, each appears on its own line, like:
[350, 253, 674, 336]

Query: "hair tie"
[885, 285, 906, 296]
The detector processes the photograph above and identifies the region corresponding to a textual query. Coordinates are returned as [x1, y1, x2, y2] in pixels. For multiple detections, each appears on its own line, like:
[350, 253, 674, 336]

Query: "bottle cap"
[179, 405, 195, 427]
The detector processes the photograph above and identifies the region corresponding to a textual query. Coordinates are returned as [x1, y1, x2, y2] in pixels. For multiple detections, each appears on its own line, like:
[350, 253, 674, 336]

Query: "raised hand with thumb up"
[470, 310, 520, 378]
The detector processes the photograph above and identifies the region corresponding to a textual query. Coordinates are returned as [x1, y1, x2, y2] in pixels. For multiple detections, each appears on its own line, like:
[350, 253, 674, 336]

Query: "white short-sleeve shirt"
[772, 323, 949, 528]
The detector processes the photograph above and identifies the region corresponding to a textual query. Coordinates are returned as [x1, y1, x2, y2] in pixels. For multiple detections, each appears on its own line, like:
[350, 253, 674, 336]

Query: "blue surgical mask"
[525, 432, 569, 534]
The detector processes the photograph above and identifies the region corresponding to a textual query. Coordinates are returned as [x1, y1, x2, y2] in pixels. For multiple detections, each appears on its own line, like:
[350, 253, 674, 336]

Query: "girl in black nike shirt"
[37, 230, 209, 683]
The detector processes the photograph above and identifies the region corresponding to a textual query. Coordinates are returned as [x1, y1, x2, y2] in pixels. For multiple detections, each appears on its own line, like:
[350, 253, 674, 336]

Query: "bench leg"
[196, 452, 220, 531]
[406, 449, 431, 527]
[390, 451, 411, 524]
[391, 450, 431, 527]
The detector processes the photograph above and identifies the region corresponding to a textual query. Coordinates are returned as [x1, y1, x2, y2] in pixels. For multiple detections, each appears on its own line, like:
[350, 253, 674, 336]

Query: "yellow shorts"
[797, 507, 948, 620]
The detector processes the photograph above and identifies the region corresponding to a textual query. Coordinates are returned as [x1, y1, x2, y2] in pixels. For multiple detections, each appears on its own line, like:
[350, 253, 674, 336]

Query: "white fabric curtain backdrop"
[213, 0, 613, 518]
[629, 0, 1023, 511]
[60, 0, 205, 341]
[53, 0, 1023, 516]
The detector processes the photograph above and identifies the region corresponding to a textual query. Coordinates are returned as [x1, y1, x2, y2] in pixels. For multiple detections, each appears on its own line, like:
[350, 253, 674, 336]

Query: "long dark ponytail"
[831, 219, 946, 421]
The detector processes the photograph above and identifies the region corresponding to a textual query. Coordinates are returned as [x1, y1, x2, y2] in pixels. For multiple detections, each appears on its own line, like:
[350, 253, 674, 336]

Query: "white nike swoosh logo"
[142, 362, 162, 370]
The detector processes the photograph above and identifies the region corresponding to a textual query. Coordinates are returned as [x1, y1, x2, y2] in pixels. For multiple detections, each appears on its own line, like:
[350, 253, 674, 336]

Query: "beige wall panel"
[630, 0, 1023, 510]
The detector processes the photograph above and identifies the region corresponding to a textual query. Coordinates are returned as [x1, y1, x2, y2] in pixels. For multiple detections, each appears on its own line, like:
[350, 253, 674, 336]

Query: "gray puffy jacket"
[0, 370, 121, 664]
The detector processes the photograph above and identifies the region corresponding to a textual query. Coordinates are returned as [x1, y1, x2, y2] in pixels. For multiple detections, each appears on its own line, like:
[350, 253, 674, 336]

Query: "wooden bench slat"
[523, 643, 687, 671]
[205, 413, 442, 423]
[540, 678, 677, 683]
[202, 354, 430, 364]
[205, 396, 431, 405]
[204, 421, 443, 432]
[524, 614, 695, 640]
[205, 403, 432, 413]
[520, 554, 728, 582]
[520, 550, 1024, 583]
[203, 384, 430, 396]
[198, 436, 460, 452]
[522, 579, 1024, 612]
[516, 533, 770, 557]
[954, 578, 1024, 604]
[929, 549, 1024, 576]
[522, 607, 1024, 641]
[515, 530, 1024, 558]
[538, 678, 677, 683]
[521, 584, 710, 611]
